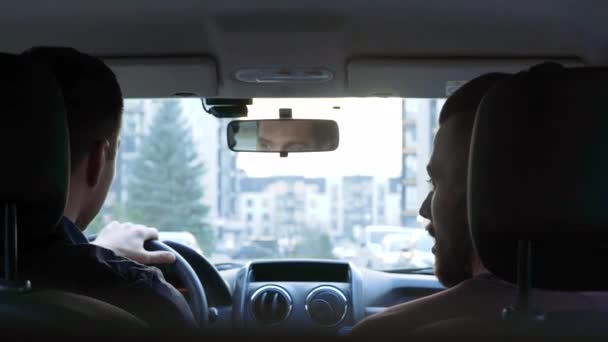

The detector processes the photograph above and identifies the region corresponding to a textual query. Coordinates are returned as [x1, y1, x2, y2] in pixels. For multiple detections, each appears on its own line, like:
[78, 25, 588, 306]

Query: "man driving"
[19, 47, 196, 330]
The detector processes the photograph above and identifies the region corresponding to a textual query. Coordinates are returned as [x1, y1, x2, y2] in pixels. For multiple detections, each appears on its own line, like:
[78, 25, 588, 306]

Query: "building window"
[124, 113, 139, 131]
[404, 216, 418, 227]
[262, 213, 270, 222]
[247, 198, 254, 208]
[122, 136, 136, 153]
[405, 124, 417, 147]
[246, 213, 253, 222]
[405, 155, 417, 179]
[405, 99, 419, 113]
[377, 186, 385, 204]
[262, 199, 269, 208]
[405, 186, 418, 210]
[127, 119, 137, 133]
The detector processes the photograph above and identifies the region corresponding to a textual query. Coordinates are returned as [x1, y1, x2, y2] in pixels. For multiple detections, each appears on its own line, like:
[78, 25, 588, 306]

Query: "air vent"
[305, 286, 348, 326]
[250, 285, 292, 324]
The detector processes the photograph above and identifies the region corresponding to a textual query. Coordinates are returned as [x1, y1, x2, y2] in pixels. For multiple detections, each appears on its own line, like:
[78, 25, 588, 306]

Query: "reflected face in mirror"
[256, 121, 319, 152]
[227, 119, 339, 153]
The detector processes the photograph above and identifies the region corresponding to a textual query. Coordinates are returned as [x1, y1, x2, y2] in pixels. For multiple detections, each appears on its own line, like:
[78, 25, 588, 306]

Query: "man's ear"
[85, 140, 110, 188]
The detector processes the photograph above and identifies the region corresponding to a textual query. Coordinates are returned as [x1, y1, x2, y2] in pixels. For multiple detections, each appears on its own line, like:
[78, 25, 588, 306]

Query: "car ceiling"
[1, 0, 606, 98]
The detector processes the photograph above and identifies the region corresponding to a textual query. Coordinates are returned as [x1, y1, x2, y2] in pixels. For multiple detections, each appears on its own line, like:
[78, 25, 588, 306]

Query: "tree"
[124, 100, 214, 253]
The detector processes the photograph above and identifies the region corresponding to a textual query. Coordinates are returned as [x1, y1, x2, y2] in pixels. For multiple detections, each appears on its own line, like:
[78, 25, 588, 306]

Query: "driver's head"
[26, 47, 123, 229]
[419, 73, 507, 287]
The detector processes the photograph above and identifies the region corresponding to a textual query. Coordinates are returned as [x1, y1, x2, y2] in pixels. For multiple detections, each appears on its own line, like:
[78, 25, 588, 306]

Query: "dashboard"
[204, 259, 444, 335]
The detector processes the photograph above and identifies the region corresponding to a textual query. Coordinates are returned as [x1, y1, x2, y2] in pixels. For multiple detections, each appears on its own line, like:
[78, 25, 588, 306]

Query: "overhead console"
[232, 260, 364, 335]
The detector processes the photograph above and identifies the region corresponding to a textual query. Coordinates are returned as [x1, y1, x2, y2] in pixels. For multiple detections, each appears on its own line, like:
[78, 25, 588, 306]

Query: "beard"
[428, 221, 474, 288]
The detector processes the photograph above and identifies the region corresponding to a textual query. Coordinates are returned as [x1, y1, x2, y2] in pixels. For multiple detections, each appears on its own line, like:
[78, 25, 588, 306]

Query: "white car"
[378, 230, 426, 268]
[376, 233, 411, 268]
[375, 230, 435, 270]
[363, 225, 412, 253]
[408, 230, 435, 269]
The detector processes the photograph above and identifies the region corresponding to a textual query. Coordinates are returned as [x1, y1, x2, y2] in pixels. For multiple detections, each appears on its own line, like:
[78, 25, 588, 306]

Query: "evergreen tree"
[125, 100, 213, 253]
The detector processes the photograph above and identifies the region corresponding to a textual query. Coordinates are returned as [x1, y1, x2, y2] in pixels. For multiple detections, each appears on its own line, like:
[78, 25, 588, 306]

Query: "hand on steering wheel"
[144, 240, 209, 328]
[93, 221, 176, 265]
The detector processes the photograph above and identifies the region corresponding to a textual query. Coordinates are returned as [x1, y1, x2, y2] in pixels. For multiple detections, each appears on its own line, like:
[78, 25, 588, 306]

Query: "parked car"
[362, 225, 411, 254]
[377, 232, 417, 269]
[373, 229, 435, 270]
[408, 230, 435, 269]
[359, 226, 418, 268]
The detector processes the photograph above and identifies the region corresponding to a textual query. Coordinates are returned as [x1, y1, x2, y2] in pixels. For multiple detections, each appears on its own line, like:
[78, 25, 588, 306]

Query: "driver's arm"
[92, 221, 176, 265]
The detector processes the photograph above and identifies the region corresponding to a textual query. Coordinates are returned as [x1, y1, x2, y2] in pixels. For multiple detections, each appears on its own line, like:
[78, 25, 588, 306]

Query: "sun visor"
[347, 58, 583, 98]
[106, 57, 218, 98]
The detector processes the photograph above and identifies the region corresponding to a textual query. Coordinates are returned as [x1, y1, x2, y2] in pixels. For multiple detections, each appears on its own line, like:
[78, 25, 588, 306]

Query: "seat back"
[411, 311, 608, 337]
[469, 63, 608, 291]
[0, 290, 148, 336]
[0, 52, 69, 240]
[0, 51, 69, 286]
[414, 64, 608, 337]
[0, 52, 146, 336]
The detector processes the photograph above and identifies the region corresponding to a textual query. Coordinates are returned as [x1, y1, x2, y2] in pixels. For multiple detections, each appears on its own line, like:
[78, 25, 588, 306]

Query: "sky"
[234, 98, 404, 178]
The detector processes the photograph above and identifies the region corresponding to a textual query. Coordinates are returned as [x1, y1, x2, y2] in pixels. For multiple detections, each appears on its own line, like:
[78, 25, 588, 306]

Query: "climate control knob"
[305, 286, 348, 326]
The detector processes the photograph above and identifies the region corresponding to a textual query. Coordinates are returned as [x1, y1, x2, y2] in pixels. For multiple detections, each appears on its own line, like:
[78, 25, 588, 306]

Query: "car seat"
[0, 51, 146, 337]
[412, 63, 608, 337]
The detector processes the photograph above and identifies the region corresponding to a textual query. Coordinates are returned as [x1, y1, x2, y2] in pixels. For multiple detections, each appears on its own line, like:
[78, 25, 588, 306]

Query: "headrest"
[0, 53, 69, 238]
[469, 63, 608, 291]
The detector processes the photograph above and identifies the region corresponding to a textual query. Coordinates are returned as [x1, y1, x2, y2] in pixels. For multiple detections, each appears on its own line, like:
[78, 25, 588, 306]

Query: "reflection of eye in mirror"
[227, 119, 339, 153]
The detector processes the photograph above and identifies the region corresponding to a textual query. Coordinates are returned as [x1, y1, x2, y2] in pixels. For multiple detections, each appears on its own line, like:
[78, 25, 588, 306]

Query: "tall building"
[400, 99, 443, 227]
[340, 176, 401, 239]
[341, 176, 373, 237]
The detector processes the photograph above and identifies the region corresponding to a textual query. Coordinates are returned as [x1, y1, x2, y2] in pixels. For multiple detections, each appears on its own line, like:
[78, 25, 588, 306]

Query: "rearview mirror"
[227, 119, 339, 153]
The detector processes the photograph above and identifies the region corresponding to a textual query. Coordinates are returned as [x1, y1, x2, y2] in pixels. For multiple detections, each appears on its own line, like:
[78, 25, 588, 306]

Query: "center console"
[232, 260, 364, 334]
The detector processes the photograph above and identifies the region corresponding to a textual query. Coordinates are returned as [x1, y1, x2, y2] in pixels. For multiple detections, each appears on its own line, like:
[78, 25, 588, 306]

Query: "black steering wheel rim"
[144, 240, 209, 328]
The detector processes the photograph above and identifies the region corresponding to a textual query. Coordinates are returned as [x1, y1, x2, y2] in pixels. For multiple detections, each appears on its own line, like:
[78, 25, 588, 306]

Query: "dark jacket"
[19, 217, 196, 331]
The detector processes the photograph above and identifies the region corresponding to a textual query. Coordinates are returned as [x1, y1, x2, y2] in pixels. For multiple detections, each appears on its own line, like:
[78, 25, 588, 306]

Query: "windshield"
[88, 97, 444, 271]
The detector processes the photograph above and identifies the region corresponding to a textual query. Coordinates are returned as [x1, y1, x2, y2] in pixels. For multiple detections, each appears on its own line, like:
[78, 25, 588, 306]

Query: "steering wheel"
[144, 240, 209, 328]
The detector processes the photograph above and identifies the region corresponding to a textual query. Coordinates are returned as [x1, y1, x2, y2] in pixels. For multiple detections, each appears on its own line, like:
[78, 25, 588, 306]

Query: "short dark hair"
[311, 120, 338, 149]
[438, 73, 508, 125]
[23, 47, 123, 171]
